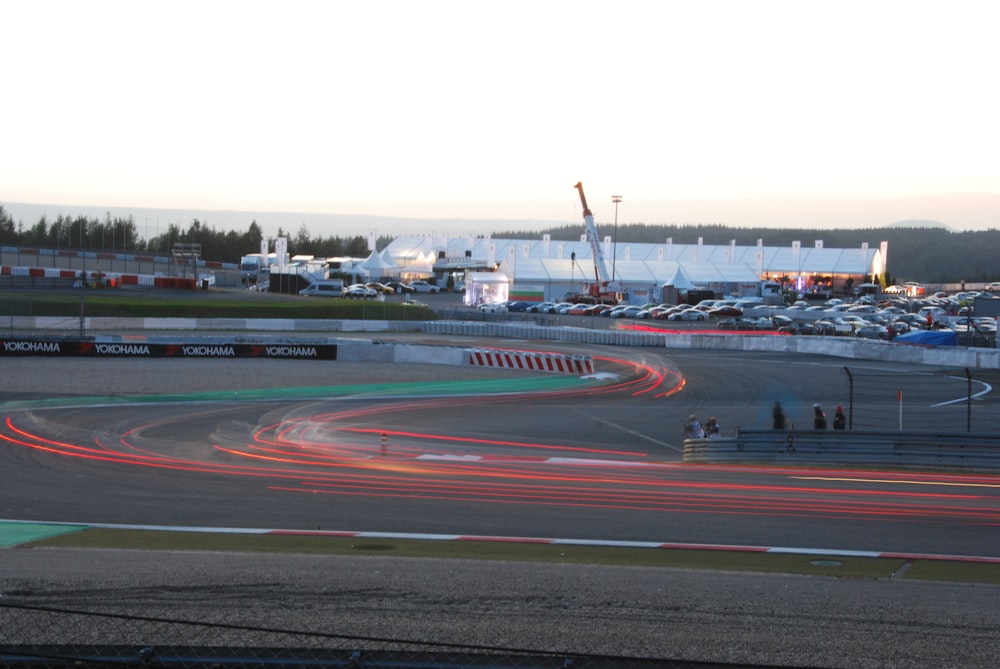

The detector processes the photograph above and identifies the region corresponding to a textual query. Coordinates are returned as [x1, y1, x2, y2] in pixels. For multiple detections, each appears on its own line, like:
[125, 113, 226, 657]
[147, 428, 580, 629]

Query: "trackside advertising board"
[0, 339, 337, 359]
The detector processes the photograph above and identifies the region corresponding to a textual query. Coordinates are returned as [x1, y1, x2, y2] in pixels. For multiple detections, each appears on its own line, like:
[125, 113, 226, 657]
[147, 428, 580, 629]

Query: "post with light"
[611, 195, 622, 281]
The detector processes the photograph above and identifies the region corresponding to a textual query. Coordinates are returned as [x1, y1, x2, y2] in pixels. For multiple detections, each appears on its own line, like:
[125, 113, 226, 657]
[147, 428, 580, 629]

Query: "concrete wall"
[6, 315, 998, 369]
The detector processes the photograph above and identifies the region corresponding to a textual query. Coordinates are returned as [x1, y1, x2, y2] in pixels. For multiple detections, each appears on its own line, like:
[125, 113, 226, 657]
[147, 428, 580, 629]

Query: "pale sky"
[3, 0, 998, 235]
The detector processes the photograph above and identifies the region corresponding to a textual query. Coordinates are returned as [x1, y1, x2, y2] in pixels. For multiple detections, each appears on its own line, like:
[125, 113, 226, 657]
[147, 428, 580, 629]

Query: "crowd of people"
[683, 402, 848, 441]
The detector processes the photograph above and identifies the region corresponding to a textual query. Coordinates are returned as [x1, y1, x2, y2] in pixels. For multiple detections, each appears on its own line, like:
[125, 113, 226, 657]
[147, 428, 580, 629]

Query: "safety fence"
[683, 429, 1000, 472]
[425, 321, 672, 347]
[0, 603, 687, 669]
[839, 365, 989, 432]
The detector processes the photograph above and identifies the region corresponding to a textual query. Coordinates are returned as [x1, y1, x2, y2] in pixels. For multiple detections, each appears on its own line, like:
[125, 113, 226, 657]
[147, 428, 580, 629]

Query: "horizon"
[3, 195, 991, 242]
[3, 3, 997, 236]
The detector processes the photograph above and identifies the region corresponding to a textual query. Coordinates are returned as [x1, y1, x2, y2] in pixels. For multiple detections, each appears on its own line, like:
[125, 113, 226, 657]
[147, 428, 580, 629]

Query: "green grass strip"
[27, 528, 1000, 584]
[2, 292, 438, 320]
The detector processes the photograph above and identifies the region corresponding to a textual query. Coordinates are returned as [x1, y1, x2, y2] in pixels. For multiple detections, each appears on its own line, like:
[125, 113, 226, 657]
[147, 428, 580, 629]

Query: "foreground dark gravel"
[3, 548, 1000, 669]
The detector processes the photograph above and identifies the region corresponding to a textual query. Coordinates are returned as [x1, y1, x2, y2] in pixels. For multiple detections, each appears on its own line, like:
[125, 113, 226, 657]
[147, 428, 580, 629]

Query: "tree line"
[0, 205, 391, 263]
[2, 204, 996, 283]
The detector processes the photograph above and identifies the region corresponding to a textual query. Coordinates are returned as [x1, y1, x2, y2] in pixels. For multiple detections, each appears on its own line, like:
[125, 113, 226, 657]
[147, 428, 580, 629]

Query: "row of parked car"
[474, 292, 999, 343]
[304, 280, 442, 299]
[481, 300, 722, 320]
[478, 300, 750, 321]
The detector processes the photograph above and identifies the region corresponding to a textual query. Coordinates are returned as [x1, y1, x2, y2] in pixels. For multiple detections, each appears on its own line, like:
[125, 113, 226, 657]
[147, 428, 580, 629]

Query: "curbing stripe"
[4, 519, 997, 563]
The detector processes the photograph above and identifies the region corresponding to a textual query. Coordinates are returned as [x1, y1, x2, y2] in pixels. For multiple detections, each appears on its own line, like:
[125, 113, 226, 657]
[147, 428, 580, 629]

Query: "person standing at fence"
[813, 403, 828, 429]
[772, 402, 787, 430]
[833, 406, 846, 430]
[684, 415, 705, 439]
[705, 417, 721, 438]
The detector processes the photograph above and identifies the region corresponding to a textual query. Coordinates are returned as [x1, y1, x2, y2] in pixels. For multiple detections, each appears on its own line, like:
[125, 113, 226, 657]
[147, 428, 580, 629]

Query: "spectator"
[684, 415, 705, 439]
[772, 402, 787, 430]
[705, 417, 721, 438]
[813, 403, 828, 430]
[833, 406, 846, 430]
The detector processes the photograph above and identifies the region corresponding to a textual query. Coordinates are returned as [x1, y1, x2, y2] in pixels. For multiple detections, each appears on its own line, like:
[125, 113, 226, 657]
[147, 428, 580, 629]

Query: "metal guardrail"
[683, 429, 1000, 472]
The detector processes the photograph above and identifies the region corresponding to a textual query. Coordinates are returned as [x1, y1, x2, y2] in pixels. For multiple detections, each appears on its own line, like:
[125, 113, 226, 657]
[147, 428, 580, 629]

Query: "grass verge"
[2, 290, 437, 320]
[28, 528, 1000, 584]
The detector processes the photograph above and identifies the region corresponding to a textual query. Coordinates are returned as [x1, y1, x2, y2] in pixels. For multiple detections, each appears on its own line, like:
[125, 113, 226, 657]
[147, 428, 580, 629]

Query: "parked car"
[717, 318, 745, 330]
[610, 305, 645, 319]
[783, 320, 817, 335]
[505, 301, 533, 312]
[653, 307, 683, 320]
[855, 324, 890, 340]
[366, 282, 396, 295]
[528, 302, 557, 313]
[384, 281, 415, 294]
[344, 283, 377, 298]
[668, 308, 707, 321]
[770, 315, 794, 330]
[409, 280, 441, 294]
[814, 318, 853, 336]
[298, 280, 344, 297]
[567, 303, 594, 315]
[478, 302, 508, 314]
[636, 306, 665, 319]
[707, 305, 743, 318]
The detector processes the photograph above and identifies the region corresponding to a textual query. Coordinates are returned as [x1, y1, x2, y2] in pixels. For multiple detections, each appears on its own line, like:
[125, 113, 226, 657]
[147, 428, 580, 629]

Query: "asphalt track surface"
[3, 336, 1000, 668]
[2, 339, 1000, 556]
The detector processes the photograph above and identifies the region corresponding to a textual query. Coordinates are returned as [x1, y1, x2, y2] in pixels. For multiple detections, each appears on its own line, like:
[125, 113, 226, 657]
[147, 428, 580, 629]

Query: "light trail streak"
[794, 476, 1000, 489]
[4, 349, 999, 533]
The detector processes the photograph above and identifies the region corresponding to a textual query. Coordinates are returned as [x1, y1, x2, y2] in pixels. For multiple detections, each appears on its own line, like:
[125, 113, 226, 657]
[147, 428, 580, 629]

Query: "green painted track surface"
[0, 521, 86, 547]
[1, 375, 597, 410]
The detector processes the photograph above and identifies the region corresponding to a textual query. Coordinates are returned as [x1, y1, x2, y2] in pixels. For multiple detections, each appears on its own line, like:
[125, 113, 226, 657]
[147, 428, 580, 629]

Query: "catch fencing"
[839, 365, 989, 432]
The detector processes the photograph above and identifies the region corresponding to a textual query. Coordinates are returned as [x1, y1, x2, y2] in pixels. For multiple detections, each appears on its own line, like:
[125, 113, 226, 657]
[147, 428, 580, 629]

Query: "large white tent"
[380, 234, 886, 304]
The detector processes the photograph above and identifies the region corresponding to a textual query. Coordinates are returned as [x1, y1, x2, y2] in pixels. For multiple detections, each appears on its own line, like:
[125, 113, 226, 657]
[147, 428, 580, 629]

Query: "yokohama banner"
[0, 338, 337, 360]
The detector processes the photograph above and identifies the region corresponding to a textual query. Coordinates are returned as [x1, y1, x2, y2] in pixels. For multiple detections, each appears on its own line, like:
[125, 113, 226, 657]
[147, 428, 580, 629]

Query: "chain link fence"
[841, 365, 994, 432]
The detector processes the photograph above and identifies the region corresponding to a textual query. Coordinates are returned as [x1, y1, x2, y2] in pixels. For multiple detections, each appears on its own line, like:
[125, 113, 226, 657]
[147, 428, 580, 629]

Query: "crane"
[572, 181, 620, 304]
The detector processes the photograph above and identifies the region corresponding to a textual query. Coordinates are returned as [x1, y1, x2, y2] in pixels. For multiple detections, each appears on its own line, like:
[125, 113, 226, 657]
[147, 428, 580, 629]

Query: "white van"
[299, 280, 343, 297]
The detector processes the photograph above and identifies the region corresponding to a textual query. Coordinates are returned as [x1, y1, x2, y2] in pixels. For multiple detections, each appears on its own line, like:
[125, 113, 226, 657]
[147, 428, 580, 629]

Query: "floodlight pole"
[611, 195, 622, 281]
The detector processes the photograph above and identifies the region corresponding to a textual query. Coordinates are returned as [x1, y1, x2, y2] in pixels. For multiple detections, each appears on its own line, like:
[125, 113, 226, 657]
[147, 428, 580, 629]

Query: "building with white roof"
[379, 234, 887, 305]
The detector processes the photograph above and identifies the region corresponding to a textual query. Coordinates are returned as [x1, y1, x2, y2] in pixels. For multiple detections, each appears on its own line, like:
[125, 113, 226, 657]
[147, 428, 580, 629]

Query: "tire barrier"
[468, 348, 594, 375]
[684, 429, 1000, 472]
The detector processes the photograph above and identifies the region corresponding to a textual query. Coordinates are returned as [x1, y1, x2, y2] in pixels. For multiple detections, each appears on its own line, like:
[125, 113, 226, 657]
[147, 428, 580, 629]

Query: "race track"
[3, 343, 999, 558]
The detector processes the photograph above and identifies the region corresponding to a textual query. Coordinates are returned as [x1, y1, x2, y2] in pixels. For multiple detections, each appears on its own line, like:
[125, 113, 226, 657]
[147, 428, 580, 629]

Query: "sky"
[3, 1, 998, 237]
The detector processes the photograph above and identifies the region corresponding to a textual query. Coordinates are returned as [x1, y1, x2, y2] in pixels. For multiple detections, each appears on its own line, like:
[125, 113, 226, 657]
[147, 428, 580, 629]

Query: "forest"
[1, 205, 997, 284]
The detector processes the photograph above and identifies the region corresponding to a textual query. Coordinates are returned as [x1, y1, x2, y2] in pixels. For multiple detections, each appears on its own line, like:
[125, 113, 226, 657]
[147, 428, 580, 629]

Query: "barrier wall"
[4, 316, 999, 369]
[683, 429, 1000, 472]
